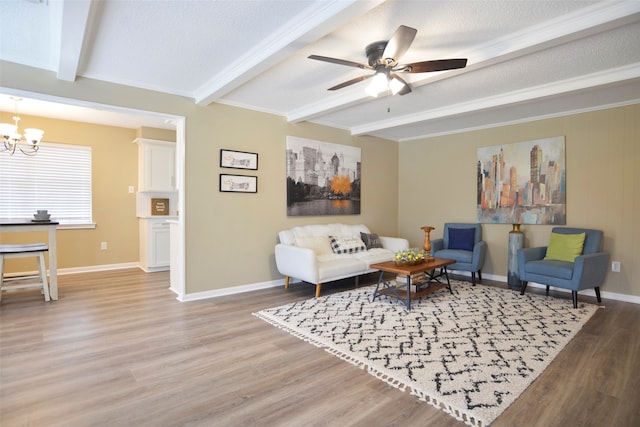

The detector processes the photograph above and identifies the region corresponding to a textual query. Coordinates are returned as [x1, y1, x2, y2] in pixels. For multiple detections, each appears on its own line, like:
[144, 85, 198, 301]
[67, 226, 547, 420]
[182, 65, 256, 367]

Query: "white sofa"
[275, 224, 409, 297]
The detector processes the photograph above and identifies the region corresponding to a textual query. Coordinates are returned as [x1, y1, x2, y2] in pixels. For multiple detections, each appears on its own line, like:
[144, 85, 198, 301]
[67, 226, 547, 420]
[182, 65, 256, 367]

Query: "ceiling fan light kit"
[366, 72, 390, 96]
[309, 25, 468, 97]
[365, 72, 406, 97]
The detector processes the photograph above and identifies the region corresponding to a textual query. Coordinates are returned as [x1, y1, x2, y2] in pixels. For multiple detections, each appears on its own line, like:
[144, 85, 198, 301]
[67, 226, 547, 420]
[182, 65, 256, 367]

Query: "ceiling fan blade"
[382, 25, 417, 64]
[390, 73, 412, 96]
[308, 55, 371, 70]
[328, 74, 373, 91]
[402, 58, 468, 73]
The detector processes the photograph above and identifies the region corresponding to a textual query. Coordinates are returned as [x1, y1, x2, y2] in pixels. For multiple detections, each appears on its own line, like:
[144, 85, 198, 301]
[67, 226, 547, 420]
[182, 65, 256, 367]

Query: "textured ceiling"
[1, 0, 639, 141]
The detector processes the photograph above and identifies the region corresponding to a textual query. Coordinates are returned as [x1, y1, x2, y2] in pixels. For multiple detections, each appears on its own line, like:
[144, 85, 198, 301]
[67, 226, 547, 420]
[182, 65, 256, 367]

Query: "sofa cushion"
[360, 232, 383, 249]
[329, 236, 367, 254]
[317, 255, 367, 281]
[448, 227, 476, 251]
[354, 248, 395, 265]
[544, 232, 585, 262]
[295, 236, 333, 255]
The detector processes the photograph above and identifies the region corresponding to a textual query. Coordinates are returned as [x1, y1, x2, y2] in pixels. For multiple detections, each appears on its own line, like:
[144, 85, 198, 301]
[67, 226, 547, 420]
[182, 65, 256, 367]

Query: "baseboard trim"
[471, 271, 640, 305]
[180, 279, 283, 302]
[182, 272, 640, 306]
[2, 262, 141, 279]
[524, 281, 640, 305]
[57, 263, 141, 275]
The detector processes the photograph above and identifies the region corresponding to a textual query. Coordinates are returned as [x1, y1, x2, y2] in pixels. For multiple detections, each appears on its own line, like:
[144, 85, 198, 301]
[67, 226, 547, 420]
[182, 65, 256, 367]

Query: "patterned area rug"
[254, 280, 599, 427]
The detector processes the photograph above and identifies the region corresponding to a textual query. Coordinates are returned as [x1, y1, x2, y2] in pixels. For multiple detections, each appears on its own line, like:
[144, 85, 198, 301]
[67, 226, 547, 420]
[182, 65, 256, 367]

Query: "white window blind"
[0, 142, 93, 225]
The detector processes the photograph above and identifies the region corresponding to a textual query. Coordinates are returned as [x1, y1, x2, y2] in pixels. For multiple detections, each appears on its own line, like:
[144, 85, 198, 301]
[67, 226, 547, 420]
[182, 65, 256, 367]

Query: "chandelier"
[0, 97, 44, 156]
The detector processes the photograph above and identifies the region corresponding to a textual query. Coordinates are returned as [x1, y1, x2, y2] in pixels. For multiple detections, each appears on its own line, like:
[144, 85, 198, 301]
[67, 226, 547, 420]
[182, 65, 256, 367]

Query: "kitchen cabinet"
[135, 138, 176, 192]
[139, 218, 172, 272]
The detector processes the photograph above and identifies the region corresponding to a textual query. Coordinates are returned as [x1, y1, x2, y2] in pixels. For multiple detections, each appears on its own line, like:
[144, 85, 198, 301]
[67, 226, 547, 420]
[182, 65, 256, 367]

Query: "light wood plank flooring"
[1, 269, 639, 427]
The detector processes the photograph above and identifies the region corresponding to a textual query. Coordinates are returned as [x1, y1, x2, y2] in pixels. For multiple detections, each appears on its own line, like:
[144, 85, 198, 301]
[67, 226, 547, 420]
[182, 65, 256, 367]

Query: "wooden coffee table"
[370, 257, 455, 309]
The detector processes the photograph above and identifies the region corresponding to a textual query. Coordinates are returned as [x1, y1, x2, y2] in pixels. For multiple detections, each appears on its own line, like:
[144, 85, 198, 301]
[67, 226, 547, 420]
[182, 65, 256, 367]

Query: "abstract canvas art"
[286, 136, 361, 216]
[477, 136, 566, 224]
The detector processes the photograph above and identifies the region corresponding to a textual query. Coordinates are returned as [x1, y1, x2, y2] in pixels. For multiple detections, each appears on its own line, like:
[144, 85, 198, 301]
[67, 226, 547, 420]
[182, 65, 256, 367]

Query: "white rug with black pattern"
[253, 280, 599, 427]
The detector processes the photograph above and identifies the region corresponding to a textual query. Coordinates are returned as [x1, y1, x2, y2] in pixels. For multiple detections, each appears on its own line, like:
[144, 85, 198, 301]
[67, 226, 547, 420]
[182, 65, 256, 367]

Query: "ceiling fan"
[309, 25, 467, 96]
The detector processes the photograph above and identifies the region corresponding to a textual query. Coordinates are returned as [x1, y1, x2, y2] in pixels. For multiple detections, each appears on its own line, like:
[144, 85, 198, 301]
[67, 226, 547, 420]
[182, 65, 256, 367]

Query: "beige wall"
[398, 104, 640, 298]
[137, 126, 176, 141]
[0, 112, 140, 272]
[182, 103, 399, 292]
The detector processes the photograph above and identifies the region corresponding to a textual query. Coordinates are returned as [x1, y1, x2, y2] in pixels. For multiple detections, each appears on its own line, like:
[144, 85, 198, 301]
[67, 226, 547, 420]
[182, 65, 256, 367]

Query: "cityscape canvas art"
[286, 136, 361, 216]
[477, 136, 566, 224]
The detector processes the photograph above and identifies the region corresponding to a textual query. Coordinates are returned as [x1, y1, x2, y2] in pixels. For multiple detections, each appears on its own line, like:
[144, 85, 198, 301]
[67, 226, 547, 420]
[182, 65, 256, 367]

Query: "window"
[0, 142, 93, 226]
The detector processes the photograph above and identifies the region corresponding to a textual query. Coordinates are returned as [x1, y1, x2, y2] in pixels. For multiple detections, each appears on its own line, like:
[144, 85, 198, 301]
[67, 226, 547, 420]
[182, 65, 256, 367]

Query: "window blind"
[0, 142, 93, 225]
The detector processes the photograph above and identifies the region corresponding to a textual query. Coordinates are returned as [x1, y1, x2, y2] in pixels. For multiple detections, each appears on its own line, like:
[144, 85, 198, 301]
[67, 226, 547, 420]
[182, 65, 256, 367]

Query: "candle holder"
[421, 225, 435, 260]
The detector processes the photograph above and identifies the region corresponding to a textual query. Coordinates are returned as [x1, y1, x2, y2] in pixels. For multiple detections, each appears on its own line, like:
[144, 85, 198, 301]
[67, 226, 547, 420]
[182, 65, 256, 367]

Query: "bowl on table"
[33, 211, 51, 221]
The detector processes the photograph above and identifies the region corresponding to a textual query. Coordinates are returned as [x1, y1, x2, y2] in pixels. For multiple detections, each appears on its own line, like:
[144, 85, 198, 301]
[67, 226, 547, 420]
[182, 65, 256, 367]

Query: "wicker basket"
[394, 259, 425, 267]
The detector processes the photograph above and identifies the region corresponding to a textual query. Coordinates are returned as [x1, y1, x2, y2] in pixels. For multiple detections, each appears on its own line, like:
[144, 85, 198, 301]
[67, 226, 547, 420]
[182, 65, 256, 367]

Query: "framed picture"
[285, 136, 361, 216]
[477, 135, 566, 224]
[220, 174, 257, 193]
[220, 149, 258, 170]
[151, 198, 170, 215]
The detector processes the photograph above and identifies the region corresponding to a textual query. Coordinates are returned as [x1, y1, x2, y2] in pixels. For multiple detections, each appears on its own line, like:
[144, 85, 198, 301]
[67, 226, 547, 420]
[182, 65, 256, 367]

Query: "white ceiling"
[1, 0, 639, 141]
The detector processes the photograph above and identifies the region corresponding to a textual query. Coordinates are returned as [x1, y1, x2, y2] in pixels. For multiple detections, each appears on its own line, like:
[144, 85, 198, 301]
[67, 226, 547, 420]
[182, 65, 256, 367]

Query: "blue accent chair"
[430, 223, 487, 285]
[517, 227, 609, 308]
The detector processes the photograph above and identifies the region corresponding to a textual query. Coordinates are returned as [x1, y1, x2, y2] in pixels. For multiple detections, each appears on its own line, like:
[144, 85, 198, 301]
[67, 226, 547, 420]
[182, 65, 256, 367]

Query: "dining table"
[0, 218, 60, 300]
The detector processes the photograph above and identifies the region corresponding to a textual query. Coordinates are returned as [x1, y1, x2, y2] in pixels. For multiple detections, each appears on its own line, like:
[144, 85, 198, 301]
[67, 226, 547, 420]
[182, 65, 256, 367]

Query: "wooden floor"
[1, 269, 639, 427]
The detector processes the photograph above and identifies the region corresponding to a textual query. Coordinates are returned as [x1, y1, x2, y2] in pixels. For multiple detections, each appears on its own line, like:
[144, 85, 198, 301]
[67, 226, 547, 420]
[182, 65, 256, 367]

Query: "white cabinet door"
[151, 223, 171, 267]
[136, 139, 176, 192]
[139, 219, 170, 272]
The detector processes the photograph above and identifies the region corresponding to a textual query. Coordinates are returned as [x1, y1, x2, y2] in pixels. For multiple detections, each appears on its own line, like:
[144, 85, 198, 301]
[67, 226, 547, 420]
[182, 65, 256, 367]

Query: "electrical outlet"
[101, 242, 108, 250]
[128, 185, 134, 193]
[611, 261, 621, 272]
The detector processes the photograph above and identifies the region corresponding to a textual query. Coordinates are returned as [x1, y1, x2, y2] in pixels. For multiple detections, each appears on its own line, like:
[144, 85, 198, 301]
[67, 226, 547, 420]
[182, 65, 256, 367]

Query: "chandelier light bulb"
[24, 128, 44, 146]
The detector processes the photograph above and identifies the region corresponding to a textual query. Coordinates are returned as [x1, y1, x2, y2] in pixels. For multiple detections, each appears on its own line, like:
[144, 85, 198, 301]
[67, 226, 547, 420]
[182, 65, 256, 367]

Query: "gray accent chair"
[430, 223, 487, 285]
[517, 227, 609, 308]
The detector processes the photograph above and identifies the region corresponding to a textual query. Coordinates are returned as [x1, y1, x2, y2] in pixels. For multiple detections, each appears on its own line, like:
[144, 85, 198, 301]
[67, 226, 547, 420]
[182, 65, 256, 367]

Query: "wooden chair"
[0, 243, 50, 302]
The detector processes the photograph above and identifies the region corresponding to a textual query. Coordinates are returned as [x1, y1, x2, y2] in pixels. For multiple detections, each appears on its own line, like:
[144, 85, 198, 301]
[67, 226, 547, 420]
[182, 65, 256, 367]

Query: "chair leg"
[477, 270, 482, 284]
[471, 272, 476, 286]
[0, 255, 4, 303]
[572, 291, 578, 308]
[37, 252, 50, 302]
[595, 286, 602, 303]
[315, 283, 322, 298]
[520, 281, 528, 295]
[284, 276, 290, 290]
[546, 285, 550, 296]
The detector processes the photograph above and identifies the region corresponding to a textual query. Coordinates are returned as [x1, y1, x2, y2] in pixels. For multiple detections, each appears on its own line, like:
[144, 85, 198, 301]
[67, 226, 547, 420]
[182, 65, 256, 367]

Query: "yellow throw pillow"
[544, 232, 586, 262]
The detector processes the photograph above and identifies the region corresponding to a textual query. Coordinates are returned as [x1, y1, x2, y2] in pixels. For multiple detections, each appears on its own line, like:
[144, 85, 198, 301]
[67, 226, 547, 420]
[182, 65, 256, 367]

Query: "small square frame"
[151, 198, 170, 215]
[220, 149, 258, 170]
[220, 174, 257, 193]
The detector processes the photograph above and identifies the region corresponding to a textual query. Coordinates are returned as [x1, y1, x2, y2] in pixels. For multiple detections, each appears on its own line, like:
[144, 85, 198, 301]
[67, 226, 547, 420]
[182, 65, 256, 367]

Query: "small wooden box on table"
[370, 257, 455, 309]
